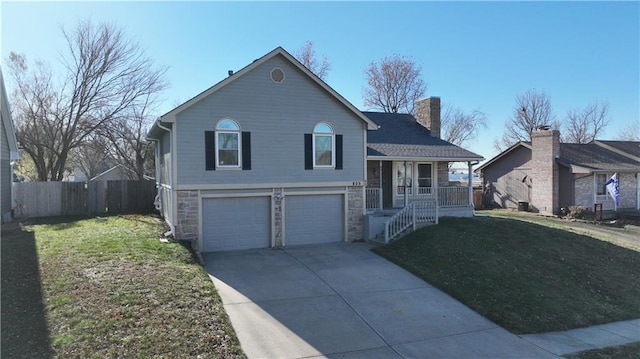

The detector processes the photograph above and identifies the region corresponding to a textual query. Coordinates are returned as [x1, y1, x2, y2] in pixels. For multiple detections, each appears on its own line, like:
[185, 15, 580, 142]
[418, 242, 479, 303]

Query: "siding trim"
[176, 181, 363, 190]
[200, 192, 273, 199]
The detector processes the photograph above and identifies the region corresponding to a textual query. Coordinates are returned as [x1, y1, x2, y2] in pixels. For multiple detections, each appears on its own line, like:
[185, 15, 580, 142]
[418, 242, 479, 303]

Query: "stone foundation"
[273, 188, 284, 247]
[347, 186, 364, 241]
[176, 190, 199, 248]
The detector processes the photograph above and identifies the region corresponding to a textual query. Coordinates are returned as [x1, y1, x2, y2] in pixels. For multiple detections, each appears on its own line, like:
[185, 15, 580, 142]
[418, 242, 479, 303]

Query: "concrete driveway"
[204, 242, 558, 359]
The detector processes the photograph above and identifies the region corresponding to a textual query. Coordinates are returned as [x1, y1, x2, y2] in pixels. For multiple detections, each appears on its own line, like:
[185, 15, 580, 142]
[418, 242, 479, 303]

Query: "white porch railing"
[384, 200, 437, 243]
[366, 187, 382, 211]
[438, 186, 469, 207]
[365, 186, 471, 209]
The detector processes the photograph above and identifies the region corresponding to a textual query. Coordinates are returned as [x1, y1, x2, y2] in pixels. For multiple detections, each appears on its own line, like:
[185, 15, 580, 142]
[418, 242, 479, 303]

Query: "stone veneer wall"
[273, 188, 284, 247]
[531, 129, 560, 214]
[347, 186, 364, 241]
[176, 190, 199, 247]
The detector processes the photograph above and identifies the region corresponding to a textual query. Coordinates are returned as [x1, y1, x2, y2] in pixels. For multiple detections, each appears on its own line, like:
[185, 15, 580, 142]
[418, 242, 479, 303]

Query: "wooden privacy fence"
[13, 180, 156, 219]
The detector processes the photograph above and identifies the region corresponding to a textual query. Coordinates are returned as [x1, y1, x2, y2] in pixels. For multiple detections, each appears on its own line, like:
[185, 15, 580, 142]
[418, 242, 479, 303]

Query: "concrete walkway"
[521, 319, 640, 356]
[204, 242, 636, 358]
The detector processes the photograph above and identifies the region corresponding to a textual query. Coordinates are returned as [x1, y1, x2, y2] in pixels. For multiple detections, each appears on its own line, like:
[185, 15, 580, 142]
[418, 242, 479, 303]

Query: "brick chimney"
[531, 127, 560, 215]
[415, 97, 441, 138]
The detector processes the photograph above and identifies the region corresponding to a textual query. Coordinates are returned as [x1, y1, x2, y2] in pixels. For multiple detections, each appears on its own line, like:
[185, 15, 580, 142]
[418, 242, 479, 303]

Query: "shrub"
[565, 206, 589, 219]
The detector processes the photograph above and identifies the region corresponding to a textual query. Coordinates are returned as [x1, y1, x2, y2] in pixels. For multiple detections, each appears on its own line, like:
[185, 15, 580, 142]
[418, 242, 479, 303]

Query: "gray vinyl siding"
[174, 55, 366, 186]
[1, 114, 12, 216]
[482, 146, 532, 209]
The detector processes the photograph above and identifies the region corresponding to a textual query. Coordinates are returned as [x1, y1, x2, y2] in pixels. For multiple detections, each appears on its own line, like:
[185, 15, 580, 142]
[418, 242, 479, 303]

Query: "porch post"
[379, 160, 383, 210]
[468, 161, 474, 208]
[404, 161, 408, 208]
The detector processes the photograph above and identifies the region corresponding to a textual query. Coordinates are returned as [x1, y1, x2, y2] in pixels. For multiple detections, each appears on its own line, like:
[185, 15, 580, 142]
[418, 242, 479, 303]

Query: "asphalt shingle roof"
[363, 112, 484, 161]
[559, 143, 640, 172]
[597, 140, 640, 158]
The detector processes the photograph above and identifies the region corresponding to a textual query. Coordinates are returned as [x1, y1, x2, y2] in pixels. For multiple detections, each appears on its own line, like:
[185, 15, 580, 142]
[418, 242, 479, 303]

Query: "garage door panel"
[285, 195, 343, 246]
[202, 197, 270, 252]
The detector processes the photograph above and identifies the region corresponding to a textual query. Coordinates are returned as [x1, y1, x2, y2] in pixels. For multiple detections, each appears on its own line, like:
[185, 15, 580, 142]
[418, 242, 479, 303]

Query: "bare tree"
[294, 41, 331, 80]
[101, 94, 156, 180]
[7, 19, 166, 181]
[562, 101, 610, 143]
[441, 104, 487, 148]
[617, 120, 640, 141]
[363, 54, 426, 114]
[494, 89, 558, 151]
[69, 134, 113, 180]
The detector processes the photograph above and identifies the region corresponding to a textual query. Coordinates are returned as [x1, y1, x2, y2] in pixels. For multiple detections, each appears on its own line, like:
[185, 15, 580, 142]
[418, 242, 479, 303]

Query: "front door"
[382, 161, 393, 208]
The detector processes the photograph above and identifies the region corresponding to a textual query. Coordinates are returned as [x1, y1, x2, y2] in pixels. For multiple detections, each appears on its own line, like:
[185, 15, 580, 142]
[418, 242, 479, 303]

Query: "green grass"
[373, 216, 640, 334]
[1, 215, 245, 359]
[564, 342, 640, 359]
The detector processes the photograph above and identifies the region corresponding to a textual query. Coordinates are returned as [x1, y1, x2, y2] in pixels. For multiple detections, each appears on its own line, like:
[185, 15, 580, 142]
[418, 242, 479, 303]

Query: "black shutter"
[335, 134, 343, 170]
[205, 131, 216, 170]
[304, 133, 313, 170]
[242, 132, 251, 170]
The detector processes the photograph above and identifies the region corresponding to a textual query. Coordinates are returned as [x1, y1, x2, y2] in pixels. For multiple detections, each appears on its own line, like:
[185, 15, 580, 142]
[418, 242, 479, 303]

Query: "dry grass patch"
[3, 215, 245, 359]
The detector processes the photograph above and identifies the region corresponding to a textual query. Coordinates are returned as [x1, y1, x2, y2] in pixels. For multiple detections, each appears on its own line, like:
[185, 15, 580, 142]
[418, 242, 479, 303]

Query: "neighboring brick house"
[477, 127, 640, 214]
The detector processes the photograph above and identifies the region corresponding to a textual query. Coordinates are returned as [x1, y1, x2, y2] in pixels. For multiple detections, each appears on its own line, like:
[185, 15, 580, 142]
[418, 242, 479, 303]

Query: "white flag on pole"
[604, 173, 620, 206]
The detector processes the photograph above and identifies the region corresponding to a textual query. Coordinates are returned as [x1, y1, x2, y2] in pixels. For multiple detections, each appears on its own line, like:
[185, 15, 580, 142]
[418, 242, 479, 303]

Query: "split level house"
[1, 68, 20, 223]
[476, 127, 640, 215]
[147, 47, 483, 252]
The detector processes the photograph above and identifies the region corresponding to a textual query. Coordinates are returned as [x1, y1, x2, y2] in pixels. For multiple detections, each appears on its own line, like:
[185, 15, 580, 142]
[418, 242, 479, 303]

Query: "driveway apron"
[204, 242, 558, 359]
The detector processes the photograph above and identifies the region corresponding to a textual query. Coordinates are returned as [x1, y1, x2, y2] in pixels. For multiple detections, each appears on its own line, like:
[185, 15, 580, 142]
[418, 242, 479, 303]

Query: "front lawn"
[373, 216, 640, 334]
[1, 215, 245, 358]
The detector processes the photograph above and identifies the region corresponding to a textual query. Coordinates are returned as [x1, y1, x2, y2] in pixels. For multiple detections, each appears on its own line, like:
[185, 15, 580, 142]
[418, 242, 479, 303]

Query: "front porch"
[363, 160, 477, 242]
[365, 160, 475, 213]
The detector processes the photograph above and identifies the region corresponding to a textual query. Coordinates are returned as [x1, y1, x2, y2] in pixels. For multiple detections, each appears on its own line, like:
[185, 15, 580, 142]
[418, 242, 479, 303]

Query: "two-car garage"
[201, 193, 344, 252]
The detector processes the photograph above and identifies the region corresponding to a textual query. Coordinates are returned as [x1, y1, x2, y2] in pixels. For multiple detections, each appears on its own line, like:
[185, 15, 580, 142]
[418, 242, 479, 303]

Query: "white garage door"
[285, 194, 344, 246]
[202, 197, 271, 252]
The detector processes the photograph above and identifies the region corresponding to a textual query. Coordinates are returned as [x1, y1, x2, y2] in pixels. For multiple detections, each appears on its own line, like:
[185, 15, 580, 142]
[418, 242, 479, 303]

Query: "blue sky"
[2, 1, 638, 161]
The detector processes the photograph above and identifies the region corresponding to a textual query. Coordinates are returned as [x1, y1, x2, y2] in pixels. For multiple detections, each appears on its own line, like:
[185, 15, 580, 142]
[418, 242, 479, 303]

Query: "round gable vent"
[270, 68, 285, 83]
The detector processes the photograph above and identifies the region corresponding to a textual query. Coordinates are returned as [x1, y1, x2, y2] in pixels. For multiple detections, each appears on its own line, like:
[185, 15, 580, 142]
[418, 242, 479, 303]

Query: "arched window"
[216, 119, 241, 167]
[313, 122, 334, 167]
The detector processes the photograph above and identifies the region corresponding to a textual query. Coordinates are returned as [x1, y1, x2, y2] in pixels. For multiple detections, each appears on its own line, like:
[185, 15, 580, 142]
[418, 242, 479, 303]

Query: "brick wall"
[436, 161, 450, 187]
[415, 97, 441, 138]
[531, 129, 560, 214]
[574, 172, 637, 210]
[574, 175, 595, 208]
[619, 172, 638, 209]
